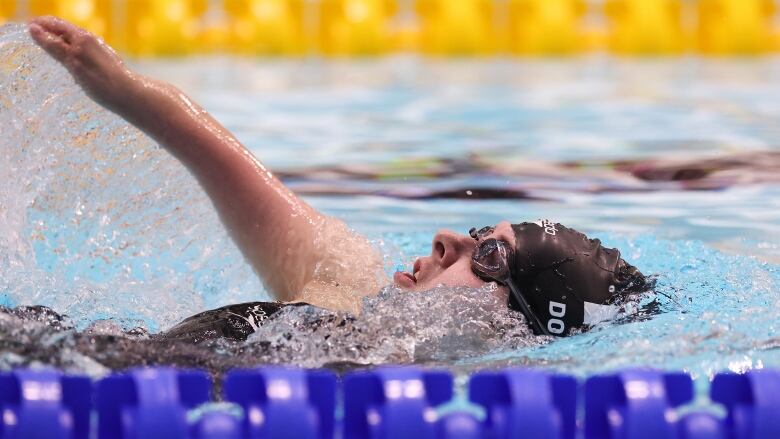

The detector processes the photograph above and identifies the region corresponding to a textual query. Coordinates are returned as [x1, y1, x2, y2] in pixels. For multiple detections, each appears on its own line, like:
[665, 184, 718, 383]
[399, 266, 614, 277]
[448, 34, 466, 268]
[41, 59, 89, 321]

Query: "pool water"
[0, 23, 778, 382]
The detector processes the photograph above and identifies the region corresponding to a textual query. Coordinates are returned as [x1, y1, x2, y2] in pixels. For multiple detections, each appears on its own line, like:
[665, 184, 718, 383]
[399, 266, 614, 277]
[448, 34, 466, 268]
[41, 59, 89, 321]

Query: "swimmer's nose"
[431, 229, 474, 269]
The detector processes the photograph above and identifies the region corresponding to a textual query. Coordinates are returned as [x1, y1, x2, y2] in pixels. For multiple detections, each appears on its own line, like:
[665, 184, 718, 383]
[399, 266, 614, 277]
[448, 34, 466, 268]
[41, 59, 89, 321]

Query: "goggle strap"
[506, 277, 552, 336]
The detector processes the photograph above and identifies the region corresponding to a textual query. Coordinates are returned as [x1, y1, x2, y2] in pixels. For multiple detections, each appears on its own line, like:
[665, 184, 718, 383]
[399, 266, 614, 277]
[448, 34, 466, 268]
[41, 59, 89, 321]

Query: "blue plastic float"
[0, 366, 778, 438]
[584, 370, 725, 439]
[224, 368, 336, 438]
[469, 369, 576, 439]
[343, 367, 452, 438]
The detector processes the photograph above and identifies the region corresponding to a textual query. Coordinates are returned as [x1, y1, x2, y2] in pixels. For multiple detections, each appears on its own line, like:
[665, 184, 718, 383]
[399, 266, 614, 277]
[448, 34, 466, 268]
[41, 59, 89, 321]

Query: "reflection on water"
[0, 23, 779, 380]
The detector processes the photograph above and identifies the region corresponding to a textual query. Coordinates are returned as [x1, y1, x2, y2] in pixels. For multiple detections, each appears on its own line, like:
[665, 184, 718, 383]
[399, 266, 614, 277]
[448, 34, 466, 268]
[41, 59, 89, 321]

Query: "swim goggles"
[469, 226, 552, 336]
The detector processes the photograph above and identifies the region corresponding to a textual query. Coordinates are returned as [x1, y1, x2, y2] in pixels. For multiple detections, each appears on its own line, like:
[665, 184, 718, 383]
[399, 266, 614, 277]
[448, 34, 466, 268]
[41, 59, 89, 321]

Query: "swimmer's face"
[393, 221, 515, 294]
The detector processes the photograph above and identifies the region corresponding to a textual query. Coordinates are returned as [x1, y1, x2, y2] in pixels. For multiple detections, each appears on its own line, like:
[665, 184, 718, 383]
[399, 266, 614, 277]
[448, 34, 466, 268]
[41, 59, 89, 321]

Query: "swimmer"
[27, 17, 650, 341]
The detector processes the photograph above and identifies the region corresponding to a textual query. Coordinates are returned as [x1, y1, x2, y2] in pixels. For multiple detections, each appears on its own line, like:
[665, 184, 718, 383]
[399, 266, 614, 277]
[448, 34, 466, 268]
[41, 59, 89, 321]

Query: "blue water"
[1, 23, 779, 379]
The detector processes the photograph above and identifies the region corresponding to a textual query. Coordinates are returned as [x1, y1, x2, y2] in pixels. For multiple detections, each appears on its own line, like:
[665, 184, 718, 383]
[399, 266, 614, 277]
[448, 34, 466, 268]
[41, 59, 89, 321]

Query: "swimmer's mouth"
[394, 259, 422, 288]
[394, 271, 416, 287]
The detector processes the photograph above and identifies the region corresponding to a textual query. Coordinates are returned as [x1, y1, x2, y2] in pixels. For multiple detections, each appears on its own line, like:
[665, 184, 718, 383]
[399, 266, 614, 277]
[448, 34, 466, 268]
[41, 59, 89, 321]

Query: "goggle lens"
[471, 238, 511, 281]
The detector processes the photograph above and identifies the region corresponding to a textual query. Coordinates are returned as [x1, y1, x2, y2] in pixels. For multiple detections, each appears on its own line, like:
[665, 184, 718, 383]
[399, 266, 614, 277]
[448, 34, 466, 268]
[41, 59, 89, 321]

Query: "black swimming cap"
[509, 220, 647, 336]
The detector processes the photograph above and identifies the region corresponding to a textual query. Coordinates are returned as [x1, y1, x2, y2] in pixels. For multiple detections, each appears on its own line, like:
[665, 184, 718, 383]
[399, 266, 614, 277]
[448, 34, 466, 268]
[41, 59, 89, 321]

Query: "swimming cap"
[509, 220, 647, 335]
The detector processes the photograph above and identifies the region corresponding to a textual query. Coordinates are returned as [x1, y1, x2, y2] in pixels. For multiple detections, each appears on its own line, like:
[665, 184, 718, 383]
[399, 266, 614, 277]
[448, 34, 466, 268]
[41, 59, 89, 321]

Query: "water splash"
[0, 24, 266, 331]
[246, 284, 543, 368]
[0, 283, 545, 378]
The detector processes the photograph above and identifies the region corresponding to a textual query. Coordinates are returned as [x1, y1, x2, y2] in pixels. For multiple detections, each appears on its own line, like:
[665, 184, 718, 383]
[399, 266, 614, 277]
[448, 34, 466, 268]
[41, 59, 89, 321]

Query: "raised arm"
[28, 16, 383, 305]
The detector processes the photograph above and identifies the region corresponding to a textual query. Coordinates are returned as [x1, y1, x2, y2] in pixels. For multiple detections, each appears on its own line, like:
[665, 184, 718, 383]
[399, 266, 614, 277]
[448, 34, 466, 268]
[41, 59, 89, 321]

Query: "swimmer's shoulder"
[160, 301, 308, 343]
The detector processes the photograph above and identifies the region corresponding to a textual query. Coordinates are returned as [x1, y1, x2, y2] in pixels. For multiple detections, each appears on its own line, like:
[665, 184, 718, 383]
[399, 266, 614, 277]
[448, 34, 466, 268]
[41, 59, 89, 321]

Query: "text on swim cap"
[548, 301, 566, 334]
[535, 219, 558, 236]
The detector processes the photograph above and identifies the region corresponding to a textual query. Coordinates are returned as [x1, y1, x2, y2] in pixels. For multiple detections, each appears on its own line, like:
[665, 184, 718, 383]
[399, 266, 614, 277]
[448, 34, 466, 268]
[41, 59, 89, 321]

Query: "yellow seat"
[415, 0, 496, 55]
[698, 0, 775, 55]
[125, 0, 208, 56]
[224, 0, 306, 55]
[30, 0, 111, 41]
[604, 0, 685, 55]
[508, 0, 587, 55]
[319, 0, 397, 56]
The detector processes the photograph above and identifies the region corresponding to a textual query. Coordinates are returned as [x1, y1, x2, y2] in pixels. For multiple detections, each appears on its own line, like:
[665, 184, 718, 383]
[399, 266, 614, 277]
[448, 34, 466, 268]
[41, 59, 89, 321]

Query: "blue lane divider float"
[343, 367, 453, 438]
[711, 369, 780, 439]
[584, 369, 692, 438]
[2, 366, 780, 438]
[224, 367, 336, 439]
[584, 369, 725, 439]
[95, 367, 211, 439]
[470, 369, 577, 439]
[0, 369, 91, 439]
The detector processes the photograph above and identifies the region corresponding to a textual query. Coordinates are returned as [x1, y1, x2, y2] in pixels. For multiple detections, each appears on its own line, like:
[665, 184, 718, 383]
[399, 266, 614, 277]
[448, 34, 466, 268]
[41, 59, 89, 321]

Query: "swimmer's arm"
[28, 17, 323, 301]
[117, 76, 324, 300]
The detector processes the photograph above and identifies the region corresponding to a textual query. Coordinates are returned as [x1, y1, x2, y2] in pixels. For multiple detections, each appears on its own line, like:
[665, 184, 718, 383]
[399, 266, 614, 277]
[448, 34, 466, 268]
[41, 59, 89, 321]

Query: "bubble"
[246, 285, 546, 367]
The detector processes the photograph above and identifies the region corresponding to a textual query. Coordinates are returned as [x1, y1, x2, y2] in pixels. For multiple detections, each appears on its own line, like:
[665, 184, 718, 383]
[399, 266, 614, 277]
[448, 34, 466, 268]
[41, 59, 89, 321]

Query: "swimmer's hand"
[28, 16, 133, 113]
